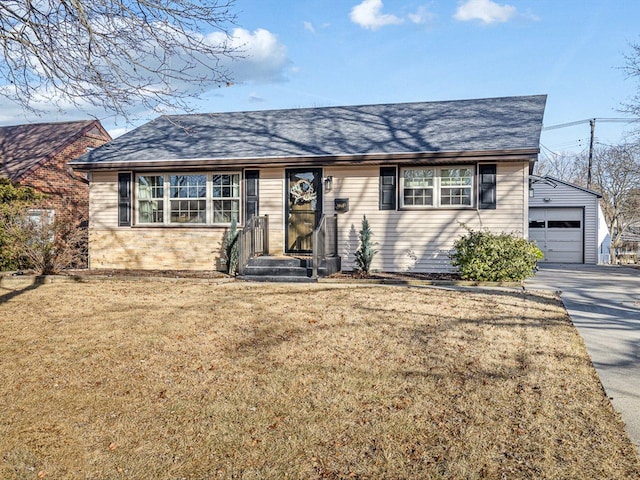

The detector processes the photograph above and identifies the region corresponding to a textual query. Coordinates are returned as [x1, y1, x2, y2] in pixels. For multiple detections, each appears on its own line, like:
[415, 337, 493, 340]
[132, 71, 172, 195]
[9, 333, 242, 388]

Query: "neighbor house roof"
[0, 120, 108, 181]
[70, 94, 547, 171]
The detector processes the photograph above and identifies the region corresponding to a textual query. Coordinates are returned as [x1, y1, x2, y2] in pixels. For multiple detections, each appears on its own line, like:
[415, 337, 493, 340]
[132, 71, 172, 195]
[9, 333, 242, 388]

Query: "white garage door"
[529, 208, 584, 263]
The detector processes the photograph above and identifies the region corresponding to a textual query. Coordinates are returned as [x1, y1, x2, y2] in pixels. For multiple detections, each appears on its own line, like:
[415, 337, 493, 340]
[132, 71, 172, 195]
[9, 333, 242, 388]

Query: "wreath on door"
[290, 178, 317, 204]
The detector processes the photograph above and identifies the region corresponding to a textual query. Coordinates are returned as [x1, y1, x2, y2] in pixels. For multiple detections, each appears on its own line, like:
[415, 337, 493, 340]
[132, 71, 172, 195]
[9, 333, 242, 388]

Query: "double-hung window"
[136, 172, 240, 225]
[403, 168, 434, 206]
[212, 174, 240, 223]
[400, 167, 474, 208]
[440, 168, 473, 206]
[169, 174, 206, 223]
[138, 175, 164, 223]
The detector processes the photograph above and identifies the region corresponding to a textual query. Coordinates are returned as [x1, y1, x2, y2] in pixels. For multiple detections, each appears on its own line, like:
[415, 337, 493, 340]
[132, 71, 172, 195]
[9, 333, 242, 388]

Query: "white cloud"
[408, 6, 435, 25]
[0, 27, 290, 128]
[107, 127, 129, 139]
[207, 28, 290, 84]
[350, 0, 403, 30]
[454, 0, 517, 24]
[303, 21, 316, 34]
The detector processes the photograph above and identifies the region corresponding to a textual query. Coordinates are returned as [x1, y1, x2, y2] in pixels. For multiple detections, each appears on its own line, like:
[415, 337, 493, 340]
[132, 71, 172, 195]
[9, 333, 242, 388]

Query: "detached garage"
[528, 176, 609, 264]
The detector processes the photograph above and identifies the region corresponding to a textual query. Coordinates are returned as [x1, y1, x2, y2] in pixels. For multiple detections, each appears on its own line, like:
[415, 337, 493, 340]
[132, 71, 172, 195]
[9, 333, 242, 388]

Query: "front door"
[286, 169, 322, 253]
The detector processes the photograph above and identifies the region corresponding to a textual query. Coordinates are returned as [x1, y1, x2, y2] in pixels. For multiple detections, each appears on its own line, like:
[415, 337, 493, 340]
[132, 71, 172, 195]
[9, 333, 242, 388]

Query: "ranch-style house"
[69, 94, 547, 278]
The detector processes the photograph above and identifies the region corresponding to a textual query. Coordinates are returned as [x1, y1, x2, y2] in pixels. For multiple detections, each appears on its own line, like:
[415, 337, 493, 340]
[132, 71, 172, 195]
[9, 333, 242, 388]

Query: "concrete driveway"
[526, 264, 640, 452]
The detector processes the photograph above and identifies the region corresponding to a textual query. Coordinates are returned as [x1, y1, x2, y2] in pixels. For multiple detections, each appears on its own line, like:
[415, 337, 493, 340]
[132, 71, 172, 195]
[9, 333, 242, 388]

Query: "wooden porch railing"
[237, 215, 269, 275]
[312, 214, 338, 278]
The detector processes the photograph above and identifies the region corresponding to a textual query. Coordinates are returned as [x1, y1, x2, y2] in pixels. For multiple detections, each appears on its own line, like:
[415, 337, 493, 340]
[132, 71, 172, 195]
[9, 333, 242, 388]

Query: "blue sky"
[4, 0, 640, 158]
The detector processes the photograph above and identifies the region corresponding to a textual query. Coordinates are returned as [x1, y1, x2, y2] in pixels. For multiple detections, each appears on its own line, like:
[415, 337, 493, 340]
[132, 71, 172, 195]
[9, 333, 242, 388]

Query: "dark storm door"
[286, 169, 323, 253]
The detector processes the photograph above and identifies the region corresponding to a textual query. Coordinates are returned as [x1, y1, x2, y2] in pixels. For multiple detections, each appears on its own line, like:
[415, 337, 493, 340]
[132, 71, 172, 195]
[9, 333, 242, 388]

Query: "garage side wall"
[529, 180, 599, 264]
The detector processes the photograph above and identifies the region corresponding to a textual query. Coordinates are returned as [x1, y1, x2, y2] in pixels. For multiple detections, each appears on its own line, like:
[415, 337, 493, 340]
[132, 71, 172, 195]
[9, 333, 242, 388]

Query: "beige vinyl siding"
[529, 180, 600, 264]
[89, 171, 119, 229]
[258, 168, 285, 254]
[324, 162, 528, 273]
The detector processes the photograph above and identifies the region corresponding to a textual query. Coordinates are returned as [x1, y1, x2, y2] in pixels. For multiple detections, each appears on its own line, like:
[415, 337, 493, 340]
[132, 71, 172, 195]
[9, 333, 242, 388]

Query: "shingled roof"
[0, 120, 106, 181]
[70, 95, 547, 170]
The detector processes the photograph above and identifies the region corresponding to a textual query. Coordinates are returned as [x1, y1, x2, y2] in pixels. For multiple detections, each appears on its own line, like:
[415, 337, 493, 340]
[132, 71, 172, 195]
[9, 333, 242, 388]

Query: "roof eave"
[69, 148, 540, 172]
[541, 175, 603, 198]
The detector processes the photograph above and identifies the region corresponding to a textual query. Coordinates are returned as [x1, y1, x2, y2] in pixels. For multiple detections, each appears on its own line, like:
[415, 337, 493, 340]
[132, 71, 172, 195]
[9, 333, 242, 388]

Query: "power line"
[542, 117, 640, 187]
[540, 142, 587, 159]
[542, 117, 640, 131]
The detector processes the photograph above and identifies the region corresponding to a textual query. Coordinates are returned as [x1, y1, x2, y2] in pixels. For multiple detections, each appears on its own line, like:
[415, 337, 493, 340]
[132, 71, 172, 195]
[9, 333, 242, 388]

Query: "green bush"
[450, 228, 543, 282]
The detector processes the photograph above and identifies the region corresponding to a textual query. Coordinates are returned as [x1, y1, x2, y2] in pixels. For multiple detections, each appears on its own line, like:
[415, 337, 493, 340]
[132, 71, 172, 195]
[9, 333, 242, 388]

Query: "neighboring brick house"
[0, 120, 111, 224]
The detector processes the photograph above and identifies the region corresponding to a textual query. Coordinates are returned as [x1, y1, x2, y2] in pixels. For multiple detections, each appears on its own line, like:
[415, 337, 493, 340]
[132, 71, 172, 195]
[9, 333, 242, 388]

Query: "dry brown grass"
[0, 279, 638, 479]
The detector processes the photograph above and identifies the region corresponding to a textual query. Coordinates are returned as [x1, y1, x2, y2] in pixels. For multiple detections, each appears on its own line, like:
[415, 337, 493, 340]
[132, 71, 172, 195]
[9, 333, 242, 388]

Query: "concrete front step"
[242, 265, 311, 277]
[239, 255, 341, 282]
[247, 256, 309, 268]
[239, 275, 317, 283]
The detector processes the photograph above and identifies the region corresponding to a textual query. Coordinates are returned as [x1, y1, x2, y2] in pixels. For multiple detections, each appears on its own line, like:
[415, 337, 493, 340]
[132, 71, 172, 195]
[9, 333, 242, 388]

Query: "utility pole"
[542, 117, 640, 188]
[587, 118, 595, 188]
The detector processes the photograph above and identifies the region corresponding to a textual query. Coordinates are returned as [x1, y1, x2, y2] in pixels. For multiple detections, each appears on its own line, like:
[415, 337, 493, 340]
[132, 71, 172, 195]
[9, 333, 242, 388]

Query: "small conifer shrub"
[354, 215, 378, 276]
[221, 219, 239, 275]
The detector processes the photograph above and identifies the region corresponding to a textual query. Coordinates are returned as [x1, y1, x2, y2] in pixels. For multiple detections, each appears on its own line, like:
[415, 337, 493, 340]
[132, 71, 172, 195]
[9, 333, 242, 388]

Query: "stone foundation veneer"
[88, 227, 284, 271]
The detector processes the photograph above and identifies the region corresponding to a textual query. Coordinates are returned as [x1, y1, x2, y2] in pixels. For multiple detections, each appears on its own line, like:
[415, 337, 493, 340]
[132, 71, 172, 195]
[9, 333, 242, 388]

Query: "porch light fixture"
[324, 176, 333, 191]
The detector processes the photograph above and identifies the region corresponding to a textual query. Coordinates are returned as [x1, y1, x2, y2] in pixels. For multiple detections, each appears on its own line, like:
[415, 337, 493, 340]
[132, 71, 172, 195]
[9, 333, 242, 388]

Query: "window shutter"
[245, 170, 259, 221]
[379, 167, 397, 210]
[479, 164, 497, 209]
[118, 172, 132, 226]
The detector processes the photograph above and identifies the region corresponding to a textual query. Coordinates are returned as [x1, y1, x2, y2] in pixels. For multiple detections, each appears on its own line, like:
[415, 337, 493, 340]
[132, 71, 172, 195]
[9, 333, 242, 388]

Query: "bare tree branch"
[534, 150, 588, 186]
[0, 0, 239, 118]
[622, 41, 640, 129]
[591, 143, 640, 263]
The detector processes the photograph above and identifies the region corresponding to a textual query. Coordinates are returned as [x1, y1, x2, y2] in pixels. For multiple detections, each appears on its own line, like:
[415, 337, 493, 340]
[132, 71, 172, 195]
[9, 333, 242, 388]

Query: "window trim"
[137, 174, 165, 224]
[211, 172, 241, 225]
[134, 171, 242, 226]
[399, 166, 475, 209]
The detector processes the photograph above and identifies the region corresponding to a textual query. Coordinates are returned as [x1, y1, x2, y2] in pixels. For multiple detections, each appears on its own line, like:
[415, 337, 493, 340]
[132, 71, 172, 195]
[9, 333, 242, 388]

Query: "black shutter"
[479, 164, 497, 209]
[245, 170, 259, 221]
[118, 172, 132, 226]
[379, 167, 397, 210]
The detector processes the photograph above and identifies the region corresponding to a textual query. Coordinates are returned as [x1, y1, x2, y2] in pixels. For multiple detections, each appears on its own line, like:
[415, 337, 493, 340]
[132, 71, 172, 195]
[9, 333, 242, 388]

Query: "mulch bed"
[59, 269, 230, 279]
[5, 269, 462, 282]
[326, 271, 462, 281]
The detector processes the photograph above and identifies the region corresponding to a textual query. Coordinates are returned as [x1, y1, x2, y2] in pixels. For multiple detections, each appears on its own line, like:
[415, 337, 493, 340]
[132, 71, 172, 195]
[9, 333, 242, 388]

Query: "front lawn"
[0, 279, 637, 479]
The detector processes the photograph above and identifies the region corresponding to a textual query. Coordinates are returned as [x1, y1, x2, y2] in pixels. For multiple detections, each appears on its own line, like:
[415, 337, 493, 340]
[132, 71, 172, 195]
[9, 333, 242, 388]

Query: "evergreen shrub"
[450, 228, 543, 282]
